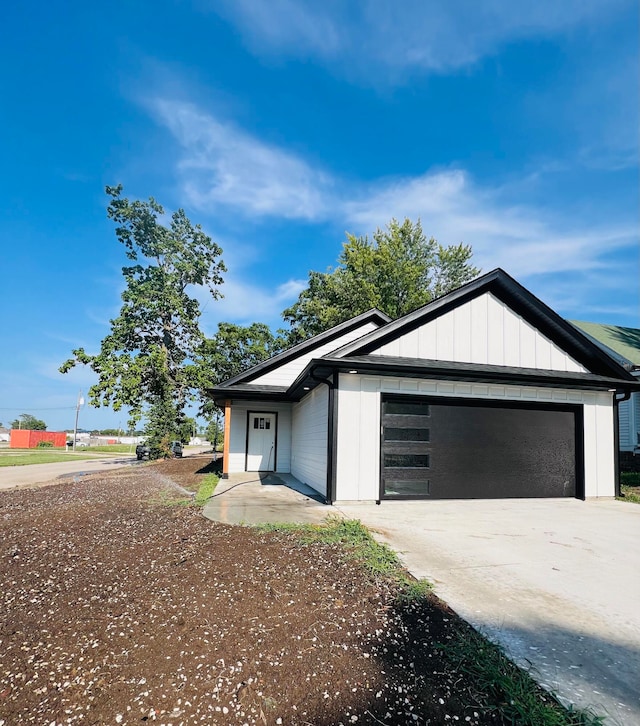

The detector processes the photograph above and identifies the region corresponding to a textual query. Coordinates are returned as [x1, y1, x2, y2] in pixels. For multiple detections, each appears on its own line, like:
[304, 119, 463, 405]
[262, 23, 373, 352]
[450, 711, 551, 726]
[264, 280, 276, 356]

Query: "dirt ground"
[0, 456, 546, 725]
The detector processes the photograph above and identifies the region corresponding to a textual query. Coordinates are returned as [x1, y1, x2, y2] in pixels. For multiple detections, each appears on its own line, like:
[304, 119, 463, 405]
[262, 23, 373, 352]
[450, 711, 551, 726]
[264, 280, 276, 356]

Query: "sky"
[0, 0, 638, 432]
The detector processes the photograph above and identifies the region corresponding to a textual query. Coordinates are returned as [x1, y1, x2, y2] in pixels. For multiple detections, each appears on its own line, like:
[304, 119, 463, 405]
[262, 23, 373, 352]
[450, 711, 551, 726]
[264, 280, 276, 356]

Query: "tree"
[192, 322, 285, 418]
[282, 218, 479, 344]
[206, 416, 223, 451]
[11, 414, 46, 430]
[60, 185, 226, 450]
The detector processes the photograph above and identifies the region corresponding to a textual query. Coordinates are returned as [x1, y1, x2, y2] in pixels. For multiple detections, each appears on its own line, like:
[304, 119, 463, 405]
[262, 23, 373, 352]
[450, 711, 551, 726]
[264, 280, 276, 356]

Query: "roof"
[209, 269, 639, 404]
[332, 268, 634, 380]
[287, 355, 640, 400]
[569, 321, 640, 368]
[218, 308, 391, 387]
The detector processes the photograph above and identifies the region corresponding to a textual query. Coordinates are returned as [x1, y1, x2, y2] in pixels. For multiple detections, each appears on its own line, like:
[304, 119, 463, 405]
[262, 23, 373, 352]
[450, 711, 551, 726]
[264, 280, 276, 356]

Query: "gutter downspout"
[614, 391, 631, 498]
[310, 372, 337, 505]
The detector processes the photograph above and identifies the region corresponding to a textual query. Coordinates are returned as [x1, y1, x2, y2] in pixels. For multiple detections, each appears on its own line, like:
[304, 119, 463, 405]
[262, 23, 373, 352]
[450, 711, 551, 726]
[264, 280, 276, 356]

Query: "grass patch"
[193, 474, 218, 507]
[617, 473, 640, 503]
[621, 471, 640, 487]
[441, 626, 604, 726]
[620, 484, 640, 503]
[0, 451, 98, 467]
[147, 490, 193, 507]
[257, 516, 431, 602]
[85, 444, 136, 454]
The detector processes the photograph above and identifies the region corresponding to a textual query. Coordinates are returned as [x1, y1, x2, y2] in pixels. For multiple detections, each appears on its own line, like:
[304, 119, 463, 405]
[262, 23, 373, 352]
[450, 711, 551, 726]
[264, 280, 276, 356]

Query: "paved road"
[0, 455, 138, 490]
[0, 446, 214, 490]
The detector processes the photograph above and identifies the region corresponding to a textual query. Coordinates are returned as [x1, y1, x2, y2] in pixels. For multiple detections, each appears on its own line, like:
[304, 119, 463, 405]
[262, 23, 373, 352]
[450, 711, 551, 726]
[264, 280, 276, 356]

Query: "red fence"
[10, 430, 67, 448]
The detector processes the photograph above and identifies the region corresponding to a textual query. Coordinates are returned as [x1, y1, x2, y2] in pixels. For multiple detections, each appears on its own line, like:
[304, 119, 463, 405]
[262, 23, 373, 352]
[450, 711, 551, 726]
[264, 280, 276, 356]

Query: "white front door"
[247, 413, 276, 471]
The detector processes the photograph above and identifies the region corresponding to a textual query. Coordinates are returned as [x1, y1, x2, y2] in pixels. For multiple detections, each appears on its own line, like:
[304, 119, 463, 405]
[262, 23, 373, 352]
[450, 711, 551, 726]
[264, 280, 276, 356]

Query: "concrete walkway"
[204, 474, 640, 725]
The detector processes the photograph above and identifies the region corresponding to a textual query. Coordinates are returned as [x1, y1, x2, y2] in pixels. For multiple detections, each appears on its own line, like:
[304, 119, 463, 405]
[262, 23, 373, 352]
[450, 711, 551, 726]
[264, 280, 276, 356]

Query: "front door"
[247, 412, 276, 471]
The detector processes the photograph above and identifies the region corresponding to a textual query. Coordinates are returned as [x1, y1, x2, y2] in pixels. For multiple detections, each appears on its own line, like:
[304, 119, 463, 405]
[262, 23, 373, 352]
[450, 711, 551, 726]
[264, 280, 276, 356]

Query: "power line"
[0, 406, 78, 411]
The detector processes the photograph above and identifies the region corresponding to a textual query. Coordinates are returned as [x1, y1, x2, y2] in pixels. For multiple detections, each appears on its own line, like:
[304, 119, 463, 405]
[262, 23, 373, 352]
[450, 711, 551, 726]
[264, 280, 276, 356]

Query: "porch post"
[222, 399, 231, 479]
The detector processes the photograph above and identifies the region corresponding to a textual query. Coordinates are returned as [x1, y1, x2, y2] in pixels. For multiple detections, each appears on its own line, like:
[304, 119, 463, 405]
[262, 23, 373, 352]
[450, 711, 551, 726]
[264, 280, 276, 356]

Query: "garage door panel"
[381, 395, 580, 500]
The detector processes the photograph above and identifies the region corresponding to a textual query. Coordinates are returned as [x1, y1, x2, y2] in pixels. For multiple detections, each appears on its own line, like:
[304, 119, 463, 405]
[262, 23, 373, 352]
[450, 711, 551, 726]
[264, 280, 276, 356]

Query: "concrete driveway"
[337, 498, 640, 726]
[205, 477, 640, 725]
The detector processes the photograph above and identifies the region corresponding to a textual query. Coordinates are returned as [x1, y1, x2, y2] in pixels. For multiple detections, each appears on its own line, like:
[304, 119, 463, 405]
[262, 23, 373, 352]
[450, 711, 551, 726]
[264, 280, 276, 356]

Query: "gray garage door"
[380, 394, 582, 500]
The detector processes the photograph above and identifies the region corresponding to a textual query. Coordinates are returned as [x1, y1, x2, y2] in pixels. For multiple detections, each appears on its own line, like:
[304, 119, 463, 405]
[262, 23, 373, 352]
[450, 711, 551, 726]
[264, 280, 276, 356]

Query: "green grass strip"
[440, 627, 604, 726]
[0, 452, 99, 467]
[619, 484, 640, 504]
[193, 473, 218, 507]
[257, 515, 432, 602]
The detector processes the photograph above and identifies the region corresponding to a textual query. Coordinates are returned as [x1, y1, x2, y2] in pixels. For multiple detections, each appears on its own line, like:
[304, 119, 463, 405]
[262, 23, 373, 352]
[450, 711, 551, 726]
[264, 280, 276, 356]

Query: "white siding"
[253, 322, 379, 386]
[619, 391, 640, 451]
[619, 398, 631, 450]
[371, 293, 587, 372]
[335, 373, 615, 502]
[228, 402, 292, 474]
[291, 386, 328, 496]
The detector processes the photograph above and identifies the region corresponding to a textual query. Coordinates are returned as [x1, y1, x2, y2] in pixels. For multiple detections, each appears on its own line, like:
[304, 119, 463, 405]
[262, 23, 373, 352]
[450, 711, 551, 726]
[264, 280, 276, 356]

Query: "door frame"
[379, 393, 585, 501]
[245, 410, 278, 472]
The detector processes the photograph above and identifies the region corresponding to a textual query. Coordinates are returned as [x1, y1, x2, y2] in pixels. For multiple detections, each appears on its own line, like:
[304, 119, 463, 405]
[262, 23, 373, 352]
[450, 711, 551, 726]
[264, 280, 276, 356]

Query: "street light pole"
[72, 391, 84, 452]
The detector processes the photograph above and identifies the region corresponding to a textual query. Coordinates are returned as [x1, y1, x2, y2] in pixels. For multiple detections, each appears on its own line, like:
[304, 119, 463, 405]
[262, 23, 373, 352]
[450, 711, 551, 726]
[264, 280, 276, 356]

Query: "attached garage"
[381, 394, 582, 500]
[212, 269, 640, 503]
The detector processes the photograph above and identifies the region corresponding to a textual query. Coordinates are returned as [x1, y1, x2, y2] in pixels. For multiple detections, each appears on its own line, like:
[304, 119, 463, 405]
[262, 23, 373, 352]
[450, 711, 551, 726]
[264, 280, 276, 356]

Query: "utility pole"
[72, 391, 84, 452]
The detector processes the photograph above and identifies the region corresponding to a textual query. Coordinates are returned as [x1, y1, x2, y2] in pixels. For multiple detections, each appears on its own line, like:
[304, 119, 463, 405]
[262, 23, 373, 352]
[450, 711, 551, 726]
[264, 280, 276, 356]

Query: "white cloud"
[213, 0, 628, 75]
[344, 169, 637, 278]
[148, 97, 637, 323]
[198, 275, 306, 333]
[149, 99, 332, 220]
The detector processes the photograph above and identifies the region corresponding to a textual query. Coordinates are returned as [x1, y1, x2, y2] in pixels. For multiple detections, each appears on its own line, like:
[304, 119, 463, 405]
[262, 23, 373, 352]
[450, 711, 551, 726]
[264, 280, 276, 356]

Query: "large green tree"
[282, 218, 479, 344]
[11, 414, 46, 430]
[193, 322, 285, 418]
[60, 185, 226, 444]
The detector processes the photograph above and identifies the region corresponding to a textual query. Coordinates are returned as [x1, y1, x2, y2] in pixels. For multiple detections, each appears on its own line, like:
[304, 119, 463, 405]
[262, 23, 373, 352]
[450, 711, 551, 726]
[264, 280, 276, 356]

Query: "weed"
[440, 626, 605, 726]
[619, 484, 640, 504]
[193, 474, 218, 507]
[256, 516, 431, 602]
[621, 472, 640, 487]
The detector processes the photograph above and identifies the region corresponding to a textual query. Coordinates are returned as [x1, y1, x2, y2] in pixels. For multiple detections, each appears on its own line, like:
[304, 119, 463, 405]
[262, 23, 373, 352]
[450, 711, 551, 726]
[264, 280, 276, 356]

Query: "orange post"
[222, 400, 231, 478]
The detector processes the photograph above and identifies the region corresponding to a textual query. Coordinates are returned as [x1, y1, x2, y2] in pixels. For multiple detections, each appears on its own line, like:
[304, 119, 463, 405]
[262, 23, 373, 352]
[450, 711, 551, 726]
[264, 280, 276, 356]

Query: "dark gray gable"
[331, 268, 634, 381]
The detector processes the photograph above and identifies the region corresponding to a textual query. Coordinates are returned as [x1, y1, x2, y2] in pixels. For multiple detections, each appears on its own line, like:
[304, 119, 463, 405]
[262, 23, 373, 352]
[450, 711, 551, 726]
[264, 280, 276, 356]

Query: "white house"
[211, 269, 639, 503]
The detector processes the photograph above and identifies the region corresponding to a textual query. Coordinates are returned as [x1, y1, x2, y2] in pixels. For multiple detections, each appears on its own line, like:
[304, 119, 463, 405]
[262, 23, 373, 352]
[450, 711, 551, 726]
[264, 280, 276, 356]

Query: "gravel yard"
[0, 457, 580, 725]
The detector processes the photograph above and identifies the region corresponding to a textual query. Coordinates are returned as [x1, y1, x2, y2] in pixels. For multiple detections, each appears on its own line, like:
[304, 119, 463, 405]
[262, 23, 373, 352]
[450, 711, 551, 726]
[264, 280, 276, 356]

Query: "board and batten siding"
[619, 390, 640, 451]
[291, 385, 329, 496]
[370, 292, 587, 373]
[227, 401, 292, 473]
[252, 322, 379, 387]
[335, 373, 615, 501]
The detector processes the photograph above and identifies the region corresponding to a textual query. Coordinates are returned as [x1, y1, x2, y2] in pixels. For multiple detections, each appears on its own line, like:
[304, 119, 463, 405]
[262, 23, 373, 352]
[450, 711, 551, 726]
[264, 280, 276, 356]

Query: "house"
[210, 269, 639, 503]
[569, 320, 640, 468]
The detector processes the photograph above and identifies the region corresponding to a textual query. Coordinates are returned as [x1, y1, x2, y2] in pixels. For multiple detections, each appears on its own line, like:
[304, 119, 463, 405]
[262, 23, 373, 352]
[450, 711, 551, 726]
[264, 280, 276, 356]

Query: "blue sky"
[1, 0, 638, 432]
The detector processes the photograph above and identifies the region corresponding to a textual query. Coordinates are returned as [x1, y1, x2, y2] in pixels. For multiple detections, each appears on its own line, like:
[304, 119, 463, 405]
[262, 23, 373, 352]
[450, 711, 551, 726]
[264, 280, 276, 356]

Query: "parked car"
[135, 443, 150, 460]
[135, 441, 183, 460]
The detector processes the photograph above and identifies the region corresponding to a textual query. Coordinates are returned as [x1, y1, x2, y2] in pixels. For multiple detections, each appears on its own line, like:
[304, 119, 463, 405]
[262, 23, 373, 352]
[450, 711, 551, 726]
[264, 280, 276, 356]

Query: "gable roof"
[217, 308, 391, 387]
[210, 270, 640, 405]
[569, 321, 640, 369]
[332, 268, 634, 380]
